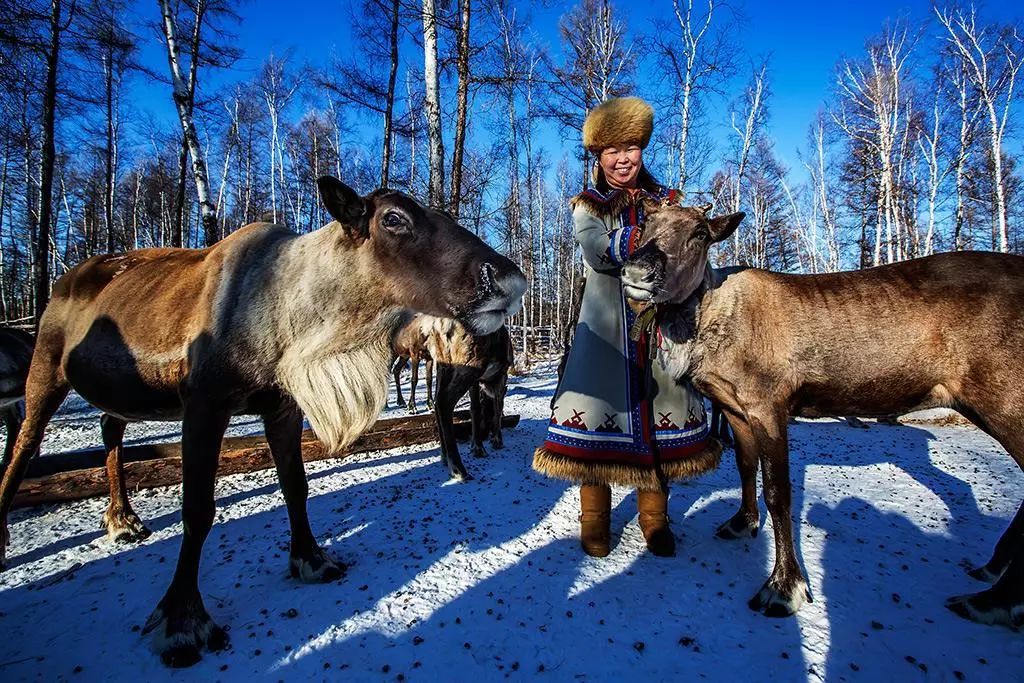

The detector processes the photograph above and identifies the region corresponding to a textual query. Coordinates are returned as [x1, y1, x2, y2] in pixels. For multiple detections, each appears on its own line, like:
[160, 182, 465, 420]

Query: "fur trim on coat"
[533, 441, 722, 491]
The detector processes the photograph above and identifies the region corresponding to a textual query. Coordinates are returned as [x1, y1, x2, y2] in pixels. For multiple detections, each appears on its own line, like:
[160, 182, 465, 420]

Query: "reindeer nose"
[479, 262, 497, 296]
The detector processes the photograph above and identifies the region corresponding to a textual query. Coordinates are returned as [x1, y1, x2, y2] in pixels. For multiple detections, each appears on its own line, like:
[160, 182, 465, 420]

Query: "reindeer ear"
[708, 212, 745, 243]
[317, 176, 367, 234]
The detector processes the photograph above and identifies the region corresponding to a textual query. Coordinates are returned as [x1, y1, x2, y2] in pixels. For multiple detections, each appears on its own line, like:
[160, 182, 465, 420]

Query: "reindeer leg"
[0, 348, 69, 570]
[2, 402, 24, 470]
[408, 356, 420, 414]
[425, 358, 434, 410]
[434, 364, 472, 481]
[143, 401, 230, 667]
[489, 379, 506, 450]
[101, 414, 151, 542]
[745, 410, 811, 617]
[716, 411, 760, 540]
[264, 403, 345, 583]
[469, 383, 485, 458]
[948, 541, 1024, 632]
[392, 356, 406, 408]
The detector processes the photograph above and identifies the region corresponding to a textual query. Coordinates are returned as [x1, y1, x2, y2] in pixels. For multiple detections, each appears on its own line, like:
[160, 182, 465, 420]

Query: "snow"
[1, 360, 1022, 681]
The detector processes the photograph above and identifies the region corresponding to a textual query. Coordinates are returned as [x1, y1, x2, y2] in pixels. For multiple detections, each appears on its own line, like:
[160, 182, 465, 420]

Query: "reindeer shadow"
[808, 498, 1024, 681]
[0, 416, 569, 680]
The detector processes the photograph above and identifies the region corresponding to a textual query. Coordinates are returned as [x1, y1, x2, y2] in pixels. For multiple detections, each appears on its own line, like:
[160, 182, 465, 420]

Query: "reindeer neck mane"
[271, 227, 406, 454]
[654, 264, 719, 381]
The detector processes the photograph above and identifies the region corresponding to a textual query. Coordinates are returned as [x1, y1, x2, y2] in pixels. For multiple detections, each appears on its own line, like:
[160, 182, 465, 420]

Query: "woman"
[533, 97, 721, 558]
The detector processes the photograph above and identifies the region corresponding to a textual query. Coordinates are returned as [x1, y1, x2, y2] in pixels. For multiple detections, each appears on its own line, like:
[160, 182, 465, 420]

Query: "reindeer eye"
[691, 228, 710, 243]
[381, 211, 409, 233]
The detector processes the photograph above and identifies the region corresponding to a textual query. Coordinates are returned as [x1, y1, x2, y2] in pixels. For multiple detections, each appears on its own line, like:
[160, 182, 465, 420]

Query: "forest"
[0, 0, 1020, 353]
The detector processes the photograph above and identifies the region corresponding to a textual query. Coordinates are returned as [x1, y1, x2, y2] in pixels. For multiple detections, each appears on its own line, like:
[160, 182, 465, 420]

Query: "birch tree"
[654, 0, 734, 192]
[157, 0, 237, 247]
[421, 0, 445, 207]
[833, 25, 916, 265]
[937, 5, 1023, 253]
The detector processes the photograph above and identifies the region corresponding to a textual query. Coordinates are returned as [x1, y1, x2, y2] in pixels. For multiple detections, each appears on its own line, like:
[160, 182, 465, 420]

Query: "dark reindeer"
[0, 329, 150, 542]
[0, 177, 526, 667]
[394, 314, 513, 480]
[621, 200, 1023, 631]
[0, 328, 33, 466]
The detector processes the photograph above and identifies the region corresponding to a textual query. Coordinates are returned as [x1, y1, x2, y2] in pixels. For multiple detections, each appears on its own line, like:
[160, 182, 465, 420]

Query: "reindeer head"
[317, 177, 526, 334]
[621, 200, 745, 305]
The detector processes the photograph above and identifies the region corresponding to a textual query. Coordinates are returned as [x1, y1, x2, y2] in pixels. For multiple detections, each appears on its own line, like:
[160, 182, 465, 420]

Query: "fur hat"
[582, 97, 654, 152]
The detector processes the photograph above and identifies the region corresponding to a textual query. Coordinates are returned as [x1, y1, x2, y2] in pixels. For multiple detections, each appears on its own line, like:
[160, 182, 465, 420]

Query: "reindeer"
[394, 315, 513, 480]
[0, 177, 526, 667]
[0, 329, 150, 542]
[391, 319, 435, 413]
[0, 328, 33, 466]
[620, 200, 1024, 631]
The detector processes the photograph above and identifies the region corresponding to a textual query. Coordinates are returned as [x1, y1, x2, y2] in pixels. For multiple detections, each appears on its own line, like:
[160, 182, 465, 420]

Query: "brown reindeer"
[394, 315, 514, 480]
[621, 200, 1024, 631]
[0, 329, 150, 542]
[0, 177, 526, 667]
[391, 320, 435, 413]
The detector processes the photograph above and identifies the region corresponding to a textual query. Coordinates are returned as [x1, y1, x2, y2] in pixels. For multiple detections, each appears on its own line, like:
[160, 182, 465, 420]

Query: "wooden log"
[13, 412, 520, 509]
[26, 409, 499, 478]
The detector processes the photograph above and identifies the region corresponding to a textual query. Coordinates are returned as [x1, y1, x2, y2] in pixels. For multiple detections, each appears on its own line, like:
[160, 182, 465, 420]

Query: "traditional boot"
[638, 489, 676, 557]
[579, 484, 612, 557]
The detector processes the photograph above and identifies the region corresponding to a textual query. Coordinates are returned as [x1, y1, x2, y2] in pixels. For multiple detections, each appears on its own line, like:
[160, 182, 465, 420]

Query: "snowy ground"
[1, 360, 1022, 681]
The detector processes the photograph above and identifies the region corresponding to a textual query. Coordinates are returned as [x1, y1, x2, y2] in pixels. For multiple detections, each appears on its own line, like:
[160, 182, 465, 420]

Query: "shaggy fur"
[532, 443, 721, 491]
[277, 315, 399, 454]
[582, 96, 654, 151]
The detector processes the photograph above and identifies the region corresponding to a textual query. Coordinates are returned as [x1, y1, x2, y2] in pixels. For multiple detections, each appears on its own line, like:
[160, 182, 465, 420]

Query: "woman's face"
[598, 144, 643, 188]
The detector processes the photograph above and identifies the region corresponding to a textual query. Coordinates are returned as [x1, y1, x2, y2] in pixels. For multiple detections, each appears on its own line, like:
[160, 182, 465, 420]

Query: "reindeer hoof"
[967, 564, 1004, 584]
[143, 597, 229, 668]
[103, 509, 153, 543]
[715, 512, 758, 540]
[490, 436, 504, 450]
[946, 591, 1024, 631]
[290, 546, 346, 583]
[470, 445, 487, 458]
[749, 575, 811, 617]
[446, 470, 473, 483]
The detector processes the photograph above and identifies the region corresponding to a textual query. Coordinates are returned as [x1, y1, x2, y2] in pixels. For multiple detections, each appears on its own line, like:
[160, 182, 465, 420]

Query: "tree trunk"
[35, 0, 63, 326]
[158, 0, 219, 247]
[422, 0, 445, 208]
[381, 0, 400, 189]
[449, 0, 471, 216]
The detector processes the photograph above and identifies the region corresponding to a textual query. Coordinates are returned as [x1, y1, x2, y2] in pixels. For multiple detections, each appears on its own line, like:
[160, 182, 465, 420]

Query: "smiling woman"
[532, 97, 721, 560]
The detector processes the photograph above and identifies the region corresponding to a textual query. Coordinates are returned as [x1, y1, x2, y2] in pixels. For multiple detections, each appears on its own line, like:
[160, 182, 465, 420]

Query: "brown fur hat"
[582, 97, 654, 152]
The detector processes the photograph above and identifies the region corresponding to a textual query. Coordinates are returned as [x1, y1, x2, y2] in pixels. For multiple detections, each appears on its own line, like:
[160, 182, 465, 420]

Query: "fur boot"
[638, 489, 675, 557]
[579, 484, 612, 557]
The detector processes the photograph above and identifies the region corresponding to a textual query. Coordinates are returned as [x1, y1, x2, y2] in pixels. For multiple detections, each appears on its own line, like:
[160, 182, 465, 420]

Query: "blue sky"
[129, 0, 1020, 187]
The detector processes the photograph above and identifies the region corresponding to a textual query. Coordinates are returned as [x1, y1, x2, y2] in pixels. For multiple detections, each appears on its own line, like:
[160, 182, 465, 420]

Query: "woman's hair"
[592, 162, 662, 194]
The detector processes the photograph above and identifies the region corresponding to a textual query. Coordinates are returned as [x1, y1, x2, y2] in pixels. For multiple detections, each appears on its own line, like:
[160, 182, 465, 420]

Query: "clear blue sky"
[129, 0, 1021, 187]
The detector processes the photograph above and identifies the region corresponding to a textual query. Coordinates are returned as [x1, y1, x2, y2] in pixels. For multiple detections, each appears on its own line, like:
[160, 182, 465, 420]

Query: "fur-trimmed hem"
[532, 441, 721, 491]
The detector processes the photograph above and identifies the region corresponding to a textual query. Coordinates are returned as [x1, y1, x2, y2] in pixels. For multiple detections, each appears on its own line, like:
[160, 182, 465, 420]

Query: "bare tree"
[726, 60, 768, 258]
[36, 0, 69, 322]
[449, 0, 471, 216]
[422, 0, 445, 207]
[545, 0, 636, 184]
[653, 0, 734, 192]
[157, 0, 238, 247]
[937, 5, 1023, 253]
[833, 24, 917, 265]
